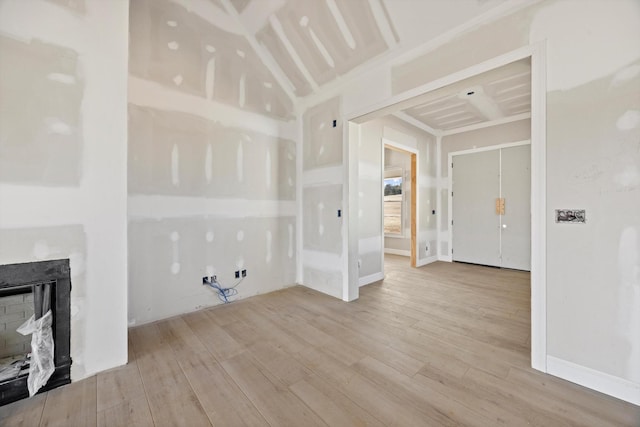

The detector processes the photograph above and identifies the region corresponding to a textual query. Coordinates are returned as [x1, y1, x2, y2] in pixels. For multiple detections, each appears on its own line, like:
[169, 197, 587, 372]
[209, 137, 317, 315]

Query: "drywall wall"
[357, 122, 383, 282]
[300, 97, 344, 298]
[439, 119, 531, 257]
[128, 0, 297, 325]
[0, 0, 129, 379]
[328, 0, 639, 401]
[129, 0, 293, 120]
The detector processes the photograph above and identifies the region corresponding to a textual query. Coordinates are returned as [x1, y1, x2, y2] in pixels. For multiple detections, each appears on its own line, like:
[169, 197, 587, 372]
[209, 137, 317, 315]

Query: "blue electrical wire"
[203, 277, 240, 303]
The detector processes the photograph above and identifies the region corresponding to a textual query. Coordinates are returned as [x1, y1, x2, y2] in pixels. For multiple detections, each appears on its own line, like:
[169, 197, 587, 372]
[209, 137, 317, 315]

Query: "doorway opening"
[383, 142, 417, 268]
[347, 43, 546, 372]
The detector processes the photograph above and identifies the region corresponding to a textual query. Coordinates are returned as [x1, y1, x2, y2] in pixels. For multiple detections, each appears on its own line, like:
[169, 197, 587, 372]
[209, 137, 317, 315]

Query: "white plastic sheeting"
[17, 310, 55, 397]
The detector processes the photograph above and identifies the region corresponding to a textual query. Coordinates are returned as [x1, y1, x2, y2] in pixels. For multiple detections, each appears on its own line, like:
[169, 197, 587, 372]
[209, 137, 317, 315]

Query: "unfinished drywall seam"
[129, 77, 293, 140]
[218, 0, 297, 101]
[298, 1, 540, 111]
[368, 0, 398, 49]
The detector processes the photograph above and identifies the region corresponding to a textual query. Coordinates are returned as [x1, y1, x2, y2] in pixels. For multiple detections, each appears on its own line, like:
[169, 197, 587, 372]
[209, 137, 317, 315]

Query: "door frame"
[383, 139, 418, 267]
[345, 42, 547, 372]
[448, 140, 531, 266]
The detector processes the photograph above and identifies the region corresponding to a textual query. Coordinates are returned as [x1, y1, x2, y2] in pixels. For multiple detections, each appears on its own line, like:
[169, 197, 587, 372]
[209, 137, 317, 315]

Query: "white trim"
[392, 112, 441, 137]
[359, 272, 385, 287]
[547, 356, 640, 406]
[296, 111, 304, 285]
[447, 140, 531, 266]
[441, 112, 531, 136]
[416, 255, 438, 267]
[436, 135, 442, 259]
[380, 134, 385, 281]
[530, 41, 547, 372]
[382, 138, 419, 154]
[384, 248, 410, 257]
[438, 254, 453, 262]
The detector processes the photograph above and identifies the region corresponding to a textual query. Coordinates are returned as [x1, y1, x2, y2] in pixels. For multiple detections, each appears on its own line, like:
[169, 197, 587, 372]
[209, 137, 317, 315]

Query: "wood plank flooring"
[1, 255, 639, 426]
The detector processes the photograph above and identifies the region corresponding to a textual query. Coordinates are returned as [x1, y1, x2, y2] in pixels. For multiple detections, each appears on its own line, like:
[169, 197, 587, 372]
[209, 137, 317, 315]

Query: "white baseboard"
[384, 248, 410, 256]
[546, 356, 640, 406]
[416, 255, 438, 267]
[438, 255, 453, 262]
[359, 272, 384, 287]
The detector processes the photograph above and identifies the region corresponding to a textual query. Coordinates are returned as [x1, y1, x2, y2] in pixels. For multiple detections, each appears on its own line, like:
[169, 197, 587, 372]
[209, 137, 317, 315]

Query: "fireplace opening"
[0, 259, 72, 406]
[0, 287, 35, 383]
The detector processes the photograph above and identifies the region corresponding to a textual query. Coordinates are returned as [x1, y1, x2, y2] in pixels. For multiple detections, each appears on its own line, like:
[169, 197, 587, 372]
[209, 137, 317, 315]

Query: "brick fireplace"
[0, 259, 71, 406]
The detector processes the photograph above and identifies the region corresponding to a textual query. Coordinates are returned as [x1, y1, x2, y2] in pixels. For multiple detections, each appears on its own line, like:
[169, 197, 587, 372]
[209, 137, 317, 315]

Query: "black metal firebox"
[0, 259, 72, 406]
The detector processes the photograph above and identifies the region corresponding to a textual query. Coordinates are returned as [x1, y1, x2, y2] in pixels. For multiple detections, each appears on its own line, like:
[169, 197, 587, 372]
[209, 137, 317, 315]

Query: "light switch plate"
[555, 209, 586, 223]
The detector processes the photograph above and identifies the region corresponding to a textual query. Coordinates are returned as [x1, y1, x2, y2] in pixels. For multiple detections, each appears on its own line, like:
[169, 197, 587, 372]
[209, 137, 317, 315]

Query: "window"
[384, 174, 403, 235]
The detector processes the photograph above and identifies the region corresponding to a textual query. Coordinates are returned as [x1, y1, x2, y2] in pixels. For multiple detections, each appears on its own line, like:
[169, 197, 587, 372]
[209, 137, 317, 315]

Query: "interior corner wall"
[332, 0, 639, 401]
[439, 119, 531, 257]
[0, 0, 129, 379]
[127, 0, 297, 325]
[357, 121, 383, 282]
[300, 97, 344, 299]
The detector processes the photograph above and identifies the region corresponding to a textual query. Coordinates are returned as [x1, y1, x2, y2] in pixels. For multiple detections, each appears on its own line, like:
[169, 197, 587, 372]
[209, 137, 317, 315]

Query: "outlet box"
[235, 270, 240, 279]
[241, 269, 247, 277]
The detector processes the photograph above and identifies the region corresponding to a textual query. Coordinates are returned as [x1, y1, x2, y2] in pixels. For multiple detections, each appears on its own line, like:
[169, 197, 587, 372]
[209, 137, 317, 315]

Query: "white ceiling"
[205, 0, 521, 100]
[399, 58, 532, 133]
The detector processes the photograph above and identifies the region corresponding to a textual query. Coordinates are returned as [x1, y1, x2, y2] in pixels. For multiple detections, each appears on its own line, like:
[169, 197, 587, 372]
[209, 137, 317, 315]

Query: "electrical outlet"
[211, 275, 217, 282]
[235, 270, 240, 279]
[241, 269, 247, 277]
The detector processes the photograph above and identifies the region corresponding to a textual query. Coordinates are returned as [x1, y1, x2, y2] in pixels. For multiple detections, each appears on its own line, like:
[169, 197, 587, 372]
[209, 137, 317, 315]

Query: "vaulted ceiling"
[130, 0, 532, 124]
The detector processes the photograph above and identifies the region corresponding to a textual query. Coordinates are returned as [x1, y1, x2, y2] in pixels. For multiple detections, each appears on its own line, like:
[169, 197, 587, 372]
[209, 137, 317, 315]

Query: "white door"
[451, 144, 531, 271]
[452, 150, 501, 267]
[500, 145, 531, 270]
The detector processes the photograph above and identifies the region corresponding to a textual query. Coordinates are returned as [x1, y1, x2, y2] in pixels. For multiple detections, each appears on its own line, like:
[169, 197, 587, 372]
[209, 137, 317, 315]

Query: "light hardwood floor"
[1, 255, 639, 426]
